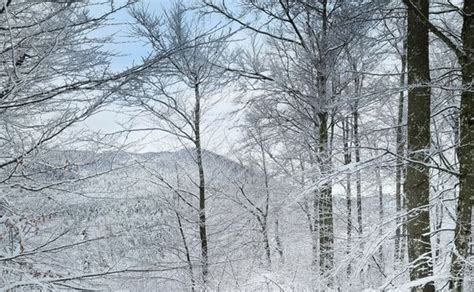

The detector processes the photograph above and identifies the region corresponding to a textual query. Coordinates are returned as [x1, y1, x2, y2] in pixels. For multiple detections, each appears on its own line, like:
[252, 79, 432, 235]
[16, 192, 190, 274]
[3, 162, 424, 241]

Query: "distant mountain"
[20, 148, 246, 184]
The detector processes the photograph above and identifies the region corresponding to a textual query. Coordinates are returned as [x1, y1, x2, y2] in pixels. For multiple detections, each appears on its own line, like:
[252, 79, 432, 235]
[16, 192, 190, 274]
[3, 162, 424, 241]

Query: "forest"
[0, 0, 472, 291]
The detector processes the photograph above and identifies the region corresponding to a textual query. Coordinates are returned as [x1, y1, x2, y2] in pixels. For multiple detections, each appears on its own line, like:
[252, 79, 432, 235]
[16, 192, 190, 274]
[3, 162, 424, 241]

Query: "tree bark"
[318, 111, 334, 277]
[404, 0, 434, 290]
[376, 165, 384, 267]
[395, 37, 407, 263]
[260, 142, 272, 270]
[175, 171, 196, 292]
[176, 211, 196, 292]
[343, 116, 352, 275]
[275, 218, 284, 261]
[450, 0, 474, 290]
[353, 101, 362, 236]
[194, 83, 209, 285]
[316, 1, 334, 282]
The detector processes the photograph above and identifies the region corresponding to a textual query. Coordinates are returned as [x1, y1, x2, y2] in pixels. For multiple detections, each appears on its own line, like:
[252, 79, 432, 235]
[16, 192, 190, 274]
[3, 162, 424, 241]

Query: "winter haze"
[0, 0, 472, 291]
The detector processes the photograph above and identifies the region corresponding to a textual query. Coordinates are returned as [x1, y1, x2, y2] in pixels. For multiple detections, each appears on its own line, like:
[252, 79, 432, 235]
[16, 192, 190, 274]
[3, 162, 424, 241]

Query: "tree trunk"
[260, 142, 272, 270]
[176, 211, 196, 292]
[308, 150, 319, 269]
[316, 1, 334, 282]
[450, 0, 473, 290]
[312, 192, 319, 268]
[318, 111, 334, 278]
[349, 51, 363, 237]
[343, 116, 352, 275]
[404, 0, 434, 290]
[395, 37, 407, 264]
[353, 101, 362, 235]
[194, 83, 208, 285]
[275, 218, 284, 261]
[376, 165, 384, 267]
[261, 219, 271, 270]
[175, 171, 196, 292]
[434, 202, 443, 261]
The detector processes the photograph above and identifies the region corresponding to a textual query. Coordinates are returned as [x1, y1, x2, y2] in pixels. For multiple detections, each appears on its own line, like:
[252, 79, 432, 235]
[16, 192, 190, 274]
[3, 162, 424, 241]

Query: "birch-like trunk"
[260, 142, 272, 270]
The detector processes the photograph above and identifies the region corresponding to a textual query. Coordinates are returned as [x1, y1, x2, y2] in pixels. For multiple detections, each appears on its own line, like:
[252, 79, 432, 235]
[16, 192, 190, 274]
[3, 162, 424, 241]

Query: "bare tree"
[0, 0, 193, 289]
[402, 0, 473, 290]
[128, 1, 230, 286]
[403, 0, 434, 290]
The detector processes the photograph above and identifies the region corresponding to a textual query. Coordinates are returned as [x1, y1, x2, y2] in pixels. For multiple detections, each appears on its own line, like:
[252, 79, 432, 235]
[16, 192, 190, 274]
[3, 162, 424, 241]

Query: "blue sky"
[82, 0, 242, 155]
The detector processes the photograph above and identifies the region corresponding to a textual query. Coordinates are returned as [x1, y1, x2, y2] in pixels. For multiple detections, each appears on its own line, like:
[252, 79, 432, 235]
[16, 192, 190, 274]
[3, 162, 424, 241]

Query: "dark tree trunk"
[316, 18, 334, 280]
[450, 0, 474, 290]
[353, 102, 362, 236]
[194, 83, 209, 285]
[404, 0, 434, 290]
[176, 211, 196, 292]
[275, 218, 284, 261]
[316, 1, 334, 282]
[376, 165, 384, 266]
[343, 116, 352, 275]
[318, 111, 334, 277]
[395, 37, 407, 264]
[175, 172, 196, 292]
